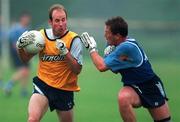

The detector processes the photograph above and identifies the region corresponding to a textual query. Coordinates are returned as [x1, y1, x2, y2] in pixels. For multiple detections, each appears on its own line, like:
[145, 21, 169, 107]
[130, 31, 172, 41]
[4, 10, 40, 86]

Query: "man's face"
[21, 15, 31, 27]
[104, 25, 116, 45]
[49, 9, 67, 37]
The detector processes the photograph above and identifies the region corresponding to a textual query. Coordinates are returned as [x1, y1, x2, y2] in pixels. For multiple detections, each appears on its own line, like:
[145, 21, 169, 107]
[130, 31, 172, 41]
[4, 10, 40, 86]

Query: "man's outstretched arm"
[81, 32, 108, 72]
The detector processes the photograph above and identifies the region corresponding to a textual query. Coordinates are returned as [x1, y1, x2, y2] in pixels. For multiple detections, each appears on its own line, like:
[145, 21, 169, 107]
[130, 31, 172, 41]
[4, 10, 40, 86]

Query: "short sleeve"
[104, 42, 143, 72]
[70, 37, 83, 65]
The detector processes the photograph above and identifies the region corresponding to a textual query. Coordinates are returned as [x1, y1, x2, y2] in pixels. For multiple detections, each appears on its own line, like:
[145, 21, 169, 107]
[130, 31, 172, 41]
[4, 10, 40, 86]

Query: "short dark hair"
[105, 16, 128, 37]
[19, 11, 31, 18]
[48, 4, 67, 20]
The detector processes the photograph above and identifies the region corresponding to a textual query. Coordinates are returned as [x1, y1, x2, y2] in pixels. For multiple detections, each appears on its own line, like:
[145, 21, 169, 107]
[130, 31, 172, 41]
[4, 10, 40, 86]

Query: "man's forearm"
[17, 48, 34, 63]
[65, 52, 82, 75]
[90, 51, 108, 72]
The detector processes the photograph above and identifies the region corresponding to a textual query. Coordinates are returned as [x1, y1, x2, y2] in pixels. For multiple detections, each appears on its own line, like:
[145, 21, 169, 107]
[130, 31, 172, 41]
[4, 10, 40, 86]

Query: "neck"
[115, 37, 126, 46]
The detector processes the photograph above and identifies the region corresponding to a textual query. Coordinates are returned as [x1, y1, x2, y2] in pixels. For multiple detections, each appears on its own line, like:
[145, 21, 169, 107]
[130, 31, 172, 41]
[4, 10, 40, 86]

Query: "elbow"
[94, 62, 108, 72]
[73, 65, 82, 75]
[99, 69, 106, 72]
[96, 65, 107, 72]
[74, 70, 81, 75]
[20, 55, 31, 64]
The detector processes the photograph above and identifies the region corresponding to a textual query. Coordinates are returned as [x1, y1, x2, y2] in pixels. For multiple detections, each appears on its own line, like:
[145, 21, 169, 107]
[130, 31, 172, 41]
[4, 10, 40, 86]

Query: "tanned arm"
[17, 48, 35, 63]
[90, 51, 108, 72]
[65, 52, 82, 75]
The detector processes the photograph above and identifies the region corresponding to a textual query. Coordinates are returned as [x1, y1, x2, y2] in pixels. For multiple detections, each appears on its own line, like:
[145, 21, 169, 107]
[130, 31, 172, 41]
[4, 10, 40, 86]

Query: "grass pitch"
[0, 58, 179, 122]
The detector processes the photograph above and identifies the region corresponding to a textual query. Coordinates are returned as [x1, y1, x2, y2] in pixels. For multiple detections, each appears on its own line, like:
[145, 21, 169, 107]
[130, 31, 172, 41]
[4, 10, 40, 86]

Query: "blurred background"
[0, 0, 180, 122]
[1, 0, 180, 60]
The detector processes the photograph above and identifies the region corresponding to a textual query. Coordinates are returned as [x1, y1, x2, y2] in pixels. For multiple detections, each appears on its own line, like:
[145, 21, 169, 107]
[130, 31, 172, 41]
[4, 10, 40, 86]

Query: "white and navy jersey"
[104, 38, 156, 85]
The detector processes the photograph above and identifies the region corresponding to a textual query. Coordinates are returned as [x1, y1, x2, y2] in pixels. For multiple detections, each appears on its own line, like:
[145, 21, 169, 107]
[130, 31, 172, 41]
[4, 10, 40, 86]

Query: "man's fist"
[56, 39, 69, 56]
[104, 45, 116, 57]
[16, 31, 34, 49]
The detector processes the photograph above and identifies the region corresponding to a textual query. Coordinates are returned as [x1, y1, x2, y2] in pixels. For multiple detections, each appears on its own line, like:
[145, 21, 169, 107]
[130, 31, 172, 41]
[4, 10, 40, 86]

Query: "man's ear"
[48, 19, 52, 26]
[116, 33, 123, 40]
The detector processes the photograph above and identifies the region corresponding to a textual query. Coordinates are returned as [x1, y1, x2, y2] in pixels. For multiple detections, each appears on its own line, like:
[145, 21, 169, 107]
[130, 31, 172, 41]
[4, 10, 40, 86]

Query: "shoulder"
[68, 31, 81, 44]
[10, 24, 21, 33]
[43, 28, 55, 40]
[71, 37, 82, 48]
[116, 41, 134, 51]
[67, 31, 78, 38]
[68, 31, 78, 35]
[118, 38, 139, 50]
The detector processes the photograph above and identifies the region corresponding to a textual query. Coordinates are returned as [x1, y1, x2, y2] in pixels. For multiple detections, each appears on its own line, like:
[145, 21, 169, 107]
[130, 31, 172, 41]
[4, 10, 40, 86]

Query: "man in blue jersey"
[3, 11, 31, 97]
[81, 16, 171, 122]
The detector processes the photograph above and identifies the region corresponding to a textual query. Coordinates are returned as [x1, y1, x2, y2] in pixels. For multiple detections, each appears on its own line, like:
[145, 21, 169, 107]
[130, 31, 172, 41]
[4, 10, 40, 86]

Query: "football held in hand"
[23, 30, 45, 54]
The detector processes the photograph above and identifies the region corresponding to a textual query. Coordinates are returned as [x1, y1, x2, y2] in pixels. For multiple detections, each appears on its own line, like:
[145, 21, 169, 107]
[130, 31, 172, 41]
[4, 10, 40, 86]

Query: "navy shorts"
[32, 76, 74, 111]
[125, 76, 168, 108]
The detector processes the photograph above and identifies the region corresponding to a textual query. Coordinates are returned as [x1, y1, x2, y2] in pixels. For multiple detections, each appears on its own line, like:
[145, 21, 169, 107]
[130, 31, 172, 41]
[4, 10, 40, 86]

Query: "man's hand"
[16, 31, 34, 49]
[56, 39, 69, 56]
[81, 32, 97, 53]
[104, 45, 116, 57]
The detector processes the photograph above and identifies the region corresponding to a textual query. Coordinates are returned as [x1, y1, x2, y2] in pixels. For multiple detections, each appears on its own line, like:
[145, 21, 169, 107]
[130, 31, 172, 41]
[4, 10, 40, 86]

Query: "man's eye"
[55, 19, 60, 23]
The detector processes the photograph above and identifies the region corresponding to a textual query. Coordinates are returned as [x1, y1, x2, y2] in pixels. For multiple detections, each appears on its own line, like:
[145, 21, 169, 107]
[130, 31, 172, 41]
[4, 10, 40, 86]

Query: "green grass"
[0, 58, 179, 122]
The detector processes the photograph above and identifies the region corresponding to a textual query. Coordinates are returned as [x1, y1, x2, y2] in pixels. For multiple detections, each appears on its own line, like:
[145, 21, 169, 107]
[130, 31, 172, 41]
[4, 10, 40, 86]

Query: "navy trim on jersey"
[43, 28, 69, 41]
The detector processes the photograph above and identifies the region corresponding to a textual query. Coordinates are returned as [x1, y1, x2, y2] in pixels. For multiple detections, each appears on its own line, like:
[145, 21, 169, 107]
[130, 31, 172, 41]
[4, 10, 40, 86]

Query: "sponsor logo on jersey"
[40, 54, 65, 62]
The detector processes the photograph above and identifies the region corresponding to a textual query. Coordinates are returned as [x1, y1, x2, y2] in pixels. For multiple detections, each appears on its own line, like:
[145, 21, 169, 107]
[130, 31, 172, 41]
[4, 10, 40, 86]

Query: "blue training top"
[104, 38, 156, 85]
